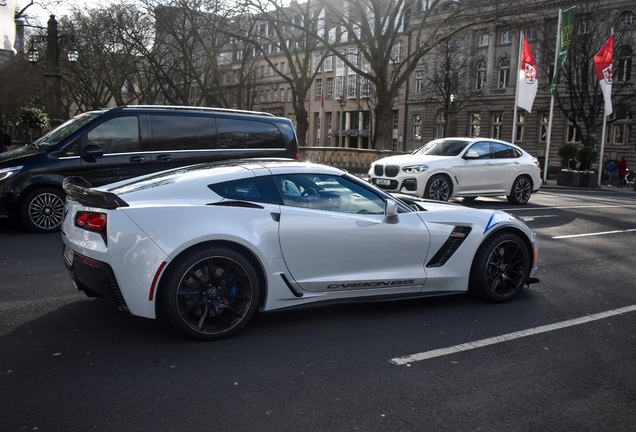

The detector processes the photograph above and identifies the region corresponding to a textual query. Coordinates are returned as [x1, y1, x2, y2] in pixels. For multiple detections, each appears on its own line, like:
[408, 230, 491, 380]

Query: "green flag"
[551, 7, 576, 94]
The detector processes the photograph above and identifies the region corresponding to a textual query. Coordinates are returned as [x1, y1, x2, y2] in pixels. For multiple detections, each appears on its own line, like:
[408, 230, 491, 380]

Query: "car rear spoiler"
[63, 177, 129, 209]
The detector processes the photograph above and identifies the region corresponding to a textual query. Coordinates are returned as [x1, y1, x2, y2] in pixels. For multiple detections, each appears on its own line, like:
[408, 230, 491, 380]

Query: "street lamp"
[338, 92, 346, 148]
[27, 15, 78, 126]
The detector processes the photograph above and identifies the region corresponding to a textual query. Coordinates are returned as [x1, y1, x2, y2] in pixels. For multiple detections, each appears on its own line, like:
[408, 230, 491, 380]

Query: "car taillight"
[76, 211, 107, 231]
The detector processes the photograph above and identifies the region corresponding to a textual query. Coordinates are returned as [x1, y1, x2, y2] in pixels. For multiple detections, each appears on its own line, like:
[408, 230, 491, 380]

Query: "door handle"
[156, 154, 173, 162]
[129, 156, 146, 163]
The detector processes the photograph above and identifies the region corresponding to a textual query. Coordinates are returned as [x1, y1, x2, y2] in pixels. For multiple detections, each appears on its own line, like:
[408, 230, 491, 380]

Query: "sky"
[18, 0, 116, 26]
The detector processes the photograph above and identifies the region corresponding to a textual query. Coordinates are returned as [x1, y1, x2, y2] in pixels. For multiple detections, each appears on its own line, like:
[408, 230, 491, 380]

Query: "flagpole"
[596, 28, 614, 188]
[543, 9, 563, 185]
[512, 31, 524, 143]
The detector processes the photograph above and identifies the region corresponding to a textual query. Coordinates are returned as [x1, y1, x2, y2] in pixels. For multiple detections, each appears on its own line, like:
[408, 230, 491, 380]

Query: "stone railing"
[299, 147, 407, 174]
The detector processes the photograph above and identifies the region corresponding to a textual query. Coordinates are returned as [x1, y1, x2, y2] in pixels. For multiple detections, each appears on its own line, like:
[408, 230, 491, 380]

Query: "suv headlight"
[0, 166, 23, 182]
[402, 165, 429, 174]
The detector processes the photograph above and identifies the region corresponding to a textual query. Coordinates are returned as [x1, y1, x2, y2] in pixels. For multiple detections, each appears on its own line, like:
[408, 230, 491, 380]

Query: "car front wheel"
[469, 233, 530, 302]
[162, 246, 260, 340]
[20, 187, 66, 233]
[507, 176, 532, 205]
[424, 175, 451, 201]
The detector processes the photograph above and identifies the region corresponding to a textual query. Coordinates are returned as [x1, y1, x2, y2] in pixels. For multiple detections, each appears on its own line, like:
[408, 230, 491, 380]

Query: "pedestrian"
[607, 160, 617, 187]
[617, 157, 627, 188]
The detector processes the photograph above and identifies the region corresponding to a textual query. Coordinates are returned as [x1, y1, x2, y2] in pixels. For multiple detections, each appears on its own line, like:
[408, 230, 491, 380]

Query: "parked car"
[61, 160, 539, 340]
[369, 138, 542, 204]
[0, 105, 299, 232]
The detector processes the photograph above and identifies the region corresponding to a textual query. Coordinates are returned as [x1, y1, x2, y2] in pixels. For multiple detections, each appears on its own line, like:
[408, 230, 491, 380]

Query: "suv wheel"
[21, 187, 66, 233]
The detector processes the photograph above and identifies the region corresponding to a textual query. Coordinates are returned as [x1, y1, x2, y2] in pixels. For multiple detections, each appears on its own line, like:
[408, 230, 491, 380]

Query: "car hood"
[0, 144, 46, 168]
[372, 153, 455, 167]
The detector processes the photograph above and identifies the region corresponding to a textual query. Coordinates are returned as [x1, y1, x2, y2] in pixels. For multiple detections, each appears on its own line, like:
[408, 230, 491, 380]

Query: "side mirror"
[385, 199, 398, 219]
[463, 150, 479, 159]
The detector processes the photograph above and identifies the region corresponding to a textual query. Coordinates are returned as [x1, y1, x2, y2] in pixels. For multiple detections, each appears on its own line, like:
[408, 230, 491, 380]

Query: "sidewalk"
[542, 179, 635, 193]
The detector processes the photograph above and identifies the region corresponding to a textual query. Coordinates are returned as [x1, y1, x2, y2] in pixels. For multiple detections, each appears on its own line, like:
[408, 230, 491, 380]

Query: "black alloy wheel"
[21, 187, 66, 233]
[424, 175, 451, 201]
[469, 233, 530, 302]
[507, 176, 532, 205]
[163, 246, 259, 340]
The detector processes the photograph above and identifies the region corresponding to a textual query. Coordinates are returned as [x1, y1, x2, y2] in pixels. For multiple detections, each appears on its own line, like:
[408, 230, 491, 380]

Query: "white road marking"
[389, 305, 636, 365]
[502, 204, 636, 212]
[552, 228, 636, 239]
[520, 215, 559, 221]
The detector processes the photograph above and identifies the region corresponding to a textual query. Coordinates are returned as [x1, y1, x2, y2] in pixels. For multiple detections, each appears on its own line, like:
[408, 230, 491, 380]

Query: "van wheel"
[21, 187, 66, 233]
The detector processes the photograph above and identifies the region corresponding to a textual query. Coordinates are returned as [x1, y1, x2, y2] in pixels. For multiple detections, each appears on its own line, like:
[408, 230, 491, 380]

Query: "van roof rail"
[116, 105, 276, 117]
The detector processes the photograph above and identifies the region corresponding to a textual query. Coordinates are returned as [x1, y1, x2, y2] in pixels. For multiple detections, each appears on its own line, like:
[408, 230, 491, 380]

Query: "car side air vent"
[385, 165, 399, 177]
[426, 226, 472, 268]
[374, 165, 384, 176]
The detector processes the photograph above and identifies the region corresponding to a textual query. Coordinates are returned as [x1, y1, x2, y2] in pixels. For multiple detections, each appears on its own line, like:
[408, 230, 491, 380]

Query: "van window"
[216, 118, 285, 149]
[87, 117, 140, 154]
[150, 116, 219, 151]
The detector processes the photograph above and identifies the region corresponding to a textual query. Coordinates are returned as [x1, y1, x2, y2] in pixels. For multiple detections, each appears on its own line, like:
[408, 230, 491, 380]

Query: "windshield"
[413, 139, 469, 157]
[32, 111, 105, 149]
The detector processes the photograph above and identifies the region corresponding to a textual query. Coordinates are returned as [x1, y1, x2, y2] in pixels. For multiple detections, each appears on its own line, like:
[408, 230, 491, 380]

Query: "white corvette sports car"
[61, 160, 539, 340]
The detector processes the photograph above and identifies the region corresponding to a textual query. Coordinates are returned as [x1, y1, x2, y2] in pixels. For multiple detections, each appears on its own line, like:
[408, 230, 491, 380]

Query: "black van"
[0, 106, 299, 232]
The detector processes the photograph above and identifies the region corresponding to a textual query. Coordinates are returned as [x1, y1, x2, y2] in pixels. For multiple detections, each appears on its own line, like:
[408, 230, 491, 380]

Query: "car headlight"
[0, 166, 23, 182]
[402, 165, 429, 174]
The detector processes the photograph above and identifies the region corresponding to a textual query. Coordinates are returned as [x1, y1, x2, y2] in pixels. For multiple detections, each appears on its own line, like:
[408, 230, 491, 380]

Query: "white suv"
[369, 138, 541, 204]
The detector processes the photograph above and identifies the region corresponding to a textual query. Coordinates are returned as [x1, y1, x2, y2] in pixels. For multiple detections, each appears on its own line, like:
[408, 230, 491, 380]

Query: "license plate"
[63, 244, 74, 267]
[374, 178, 391, 186]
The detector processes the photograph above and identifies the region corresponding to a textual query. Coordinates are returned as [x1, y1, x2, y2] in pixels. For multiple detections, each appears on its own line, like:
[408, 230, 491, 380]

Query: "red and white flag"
[594, 34, 614, 117]
[517, 36, 538, 113]
[318, 91, 324, 120]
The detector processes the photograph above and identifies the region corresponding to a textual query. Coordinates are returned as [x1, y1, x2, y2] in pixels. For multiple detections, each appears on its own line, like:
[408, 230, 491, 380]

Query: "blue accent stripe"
[483, 213, 501, 234]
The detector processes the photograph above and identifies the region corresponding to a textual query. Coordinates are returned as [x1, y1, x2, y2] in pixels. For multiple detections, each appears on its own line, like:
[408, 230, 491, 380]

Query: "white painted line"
[501, 204, 636, 211]
[390, 304, 636, 365]
[521, 215, 559, 221]
[552, 228, 636, 239]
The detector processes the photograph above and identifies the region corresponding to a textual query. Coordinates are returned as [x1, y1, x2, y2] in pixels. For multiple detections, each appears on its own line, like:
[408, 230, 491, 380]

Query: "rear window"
[150, 115, 219, 151]
[216, 118, 286, 149]
[208, 176, 283, 204]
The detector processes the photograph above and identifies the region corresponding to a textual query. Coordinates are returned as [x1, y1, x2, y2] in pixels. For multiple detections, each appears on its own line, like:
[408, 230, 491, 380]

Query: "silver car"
[369, 138, 542, 204]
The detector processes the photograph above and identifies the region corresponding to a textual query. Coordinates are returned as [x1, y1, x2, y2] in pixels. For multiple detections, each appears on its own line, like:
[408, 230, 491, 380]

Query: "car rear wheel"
[507, 176, 532, 205]
[424, 175, 451, 201]
[162, 246, 260, 340]
[469, 233, 530, 302]
[20, 187, 66, 233]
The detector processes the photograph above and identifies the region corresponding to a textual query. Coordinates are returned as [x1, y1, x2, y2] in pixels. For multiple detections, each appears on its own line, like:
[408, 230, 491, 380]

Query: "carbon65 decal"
[328, 280, 415, 289]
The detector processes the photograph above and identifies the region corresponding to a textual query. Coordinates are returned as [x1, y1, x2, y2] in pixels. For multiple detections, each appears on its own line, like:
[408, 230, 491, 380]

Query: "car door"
[490, 142, 523, 193]
[274, 173, 429, 293]
[78, 116, 151, 186]
[456, 141, 494, 194]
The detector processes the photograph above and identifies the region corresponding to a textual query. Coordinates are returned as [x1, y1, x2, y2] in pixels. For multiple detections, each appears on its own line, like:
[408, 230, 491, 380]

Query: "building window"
[287, 88, 292, 102]
[470, 113, 481, 137]
[316, 117, 321, 146]
[324, 55, 333, 72]
[540, 112, 550, 142]
[273, 88, 278, 102]
[492, 113, 503, 139]
[500, 30, 511, 44]
[415, 71, 424, 93]
[236, 50, 242, 61]
[316, 79, 322, 100]
[620, 12, 635, 26]
[360, 77, 370, 98]
[413, 114, 422, 139]
[336, 51, 345, 70]
[266, 90, 271, 103]
[347, 75, 357, 98]
[335, 76, 344, 99]
[515, 112, 525, 142]
[327, 77, 334, 99]
[617, 46, 632, 82]
[313, 53, 321, 73]
[391, 40, 401, 63]
[393, 111, 400, 151]
[498, 58, 510, 88]
[478, 33, 489, 47]
[348, 48, 358, 68]
[436, 111, 446, 138]
[280, 89, 285, 103]
[476, 61, 487, 89]
[567, 119, 581, 143]
[608, 110, 631, 144]
[526, 27, 538, 41]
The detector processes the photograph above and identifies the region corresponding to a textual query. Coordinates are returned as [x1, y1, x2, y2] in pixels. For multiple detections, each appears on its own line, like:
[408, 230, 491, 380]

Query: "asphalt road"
[1, 188, 635, 432]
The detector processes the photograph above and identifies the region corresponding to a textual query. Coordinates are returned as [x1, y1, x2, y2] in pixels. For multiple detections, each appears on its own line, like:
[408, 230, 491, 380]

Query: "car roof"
[433, 137, 526, 151]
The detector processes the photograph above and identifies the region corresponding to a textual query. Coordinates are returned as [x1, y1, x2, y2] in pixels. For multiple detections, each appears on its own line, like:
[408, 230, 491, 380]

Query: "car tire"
[507, 176, 532, 205]
[20, 187, 66, 233]
[162, 246, 260, 340]
[424, 175, 452, 201]
[469, 232, 530, 302]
